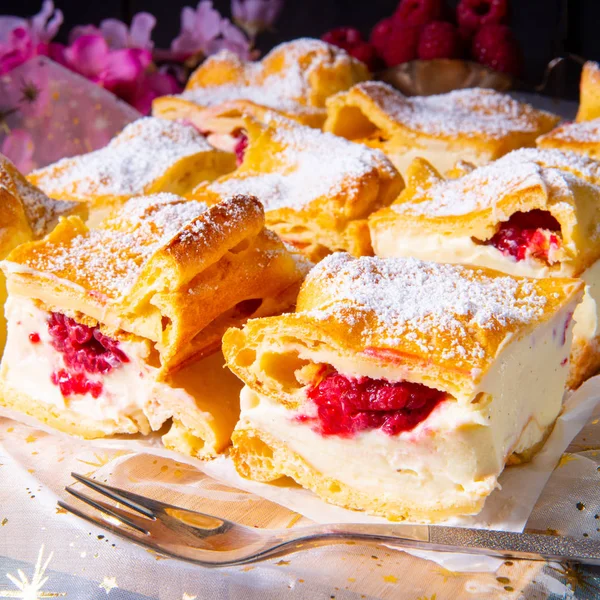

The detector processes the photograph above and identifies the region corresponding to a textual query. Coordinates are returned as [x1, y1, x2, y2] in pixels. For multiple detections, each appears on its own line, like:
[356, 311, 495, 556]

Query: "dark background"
[6, 0, 600, 98]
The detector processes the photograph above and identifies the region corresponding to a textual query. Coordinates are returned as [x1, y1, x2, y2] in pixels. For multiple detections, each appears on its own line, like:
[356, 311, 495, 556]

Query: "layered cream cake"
[27, 117, 236, 225]
[369, 148, 600, 387]
[192, 112, 403, 261]
[224, 254, 583, 521]
[152, 38, 370, 134]
[324, 82, 560, 176]
[0, 193, 305, 457]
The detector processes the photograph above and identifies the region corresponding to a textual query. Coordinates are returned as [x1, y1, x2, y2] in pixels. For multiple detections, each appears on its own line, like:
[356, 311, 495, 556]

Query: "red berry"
[321, 27, 363, 51]
[370, 17, 394, 55]
[233, 133, 248, 166]
[300, 371, 446, 437]
[393, 0, 444, 27]
[29, 332, 40, 344]
[472, 24, 522, 76]
[348, 42, 380, 71]
[417, 21, 462, 60]
[457, 0, 508, 37]
[382, 23, 422, 66]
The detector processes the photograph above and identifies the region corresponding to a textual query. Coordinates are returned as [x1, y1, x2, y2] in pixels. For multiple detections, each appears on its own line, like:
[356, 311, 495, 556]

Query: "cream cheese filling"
[1, 297, 187, 430]
[238, 303, 575, 513]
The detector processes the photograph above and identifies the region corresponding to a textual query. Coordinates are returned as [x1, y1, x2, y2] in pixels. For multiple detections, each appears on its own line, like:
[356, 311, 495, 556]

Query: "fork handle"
[277, 524, 600, 566]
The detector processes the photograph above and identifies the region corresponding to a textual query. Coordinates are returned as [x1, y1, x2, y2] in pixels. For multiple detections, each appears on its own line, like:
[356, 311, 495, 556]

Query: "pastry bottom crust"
[231, 426, 489, 523]
[0, 351, 243, 459]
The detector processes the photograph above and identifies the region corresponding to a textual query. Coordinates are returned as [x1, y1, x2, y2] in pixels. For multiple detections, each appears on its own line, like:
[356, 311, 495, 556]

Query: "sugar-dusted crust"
[152, 39, 370, 129]
[324, 82, 559, 173]
[3, 193, 305, 373]
[231, 425, 488, 522]
[223, 253, 583, 402]
[576, 61, 600, 122]
[537, 118, 600, 160]
[369, 148, 600, 275]
[27, 118, 235, 225]
[192, 114, 403, 261]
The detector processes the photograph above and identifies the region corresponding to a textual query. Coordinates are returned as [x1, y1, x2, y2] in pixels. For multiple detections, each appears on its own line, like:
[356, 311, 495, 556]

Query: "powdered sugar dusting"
[541, 118, 600, 144]
[21, 193, 209, 298]
[180, 38, 358, 115]
[394, 148, 600, 217]
[359, 82, 556, 138]
[208, 115, 396, 211]
[305, 253, 549, 364]
[31, 117, 214, 197]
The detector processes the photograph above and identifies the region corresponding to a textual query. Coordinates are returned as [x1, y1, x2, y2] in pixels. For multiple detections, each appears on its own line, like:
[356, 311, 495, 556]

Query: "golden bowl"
[377, 59, 512, 96]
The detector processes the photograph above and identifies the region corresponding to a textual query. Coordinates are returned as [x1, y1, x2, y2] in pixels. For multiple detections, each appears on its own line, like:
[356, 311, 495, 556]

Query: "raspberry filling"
[233, 133, 248, 166]
[485, 210, 561, 263]
[44, 313, 129, 398]
[300, 371, 446, 437]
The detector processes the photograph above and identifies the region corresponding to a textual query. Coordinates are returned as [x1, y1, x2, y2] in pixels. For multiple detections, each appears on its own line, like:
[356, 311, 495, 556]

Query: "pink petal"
[196, 1, 223, 40]
[0, 17, 27, 44]
[0, 27, 35, 74]
[105, 48, 151, 86]
[129, 13, 156, 50]
[64, 35, 109, 79]
[99, 19, 129, 50]
[1, 129, 35, 174]
[68, 24, 100, 44]
[47, 42, 68, 66]
[211, 20, 251, 58]
[30, 1, 63, 43]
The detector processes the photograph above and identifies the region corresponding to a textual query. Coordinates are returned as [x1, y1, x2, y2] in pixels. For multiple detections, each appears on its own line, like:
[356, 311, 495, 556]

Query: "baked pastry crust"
[224, 254, 582, 520]
[3, 193, 305, 373]
[576, 61, 600, 122]
[27, 117, 236, 225]
[324, 82, 560, 175]
[537, 118, 600, 160]
[192, 113, 403, 261]
[152, 39, 370, 130]
[370, 148, 600, 276]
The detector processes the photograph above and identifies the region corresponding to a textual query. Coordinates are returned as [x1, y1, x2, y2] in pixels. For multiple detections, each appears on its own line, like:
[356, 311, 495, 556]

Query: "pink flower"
[0, 1, 62, 74]
[170, 1, 251, 60]
[231, 0, 283, 38]
[1, 129, 35, 173]
[121, 70, 181, 115]
[69, 12, 156, 51]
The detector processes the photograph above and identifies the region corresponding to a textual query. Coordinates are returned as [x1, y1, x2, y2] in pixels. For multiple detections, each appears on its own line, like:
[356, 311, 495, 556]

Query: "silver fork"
[58, 473, 600, 567]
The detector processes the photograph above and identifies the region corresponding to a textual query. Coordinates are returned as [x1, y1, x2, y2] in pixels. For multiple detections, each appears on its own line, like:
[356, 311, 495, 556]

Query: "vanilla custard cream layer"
[235, 301, 576, 518]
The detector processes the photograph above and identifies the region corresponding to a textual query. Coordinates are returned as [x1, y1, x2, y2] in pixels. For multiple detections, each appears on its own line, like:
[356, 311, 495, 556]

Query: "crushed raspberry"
[46, 312, 129, 398]
[457, 0, 508, 37]
[233, 133, 248, 166]
[472, 23, 522, 76]
[301, 371, 446, 437]
[485, 210, 561, 263]
[417, 21, 462, 60]
[28, 332, 40, 344]
[393, 0, 444, 27]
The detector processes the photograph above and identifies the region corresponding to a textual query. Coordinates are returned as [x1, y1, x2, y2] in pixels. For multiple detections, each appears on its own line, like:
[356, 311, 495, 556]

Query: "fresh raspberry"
[370, 17, 394, 55]
[381, 23, 422, 66]
[472, 24, 522, 76]
[348, 42, 380, 71]
[417, 21, 462, 60]
[393, 0, 444, 27]
[457, 0, 508, 38]
[321, 27, 363, 51]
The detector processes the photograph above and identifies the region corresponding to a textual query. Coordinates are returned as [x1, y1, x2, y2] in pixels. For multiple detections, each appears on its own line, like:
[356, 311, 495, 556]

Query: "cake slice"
[0, 154, 85, 353]
[537, 117, 600, 160]
[0, 193, 305, 457]
[152, 38, 370, 133]
[324, 82, 560, 176]
[27, 117, 236, 225]
[192, 112, 403, 261]
[223, 254, 583, 522]
[369, 148, 600, 388]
